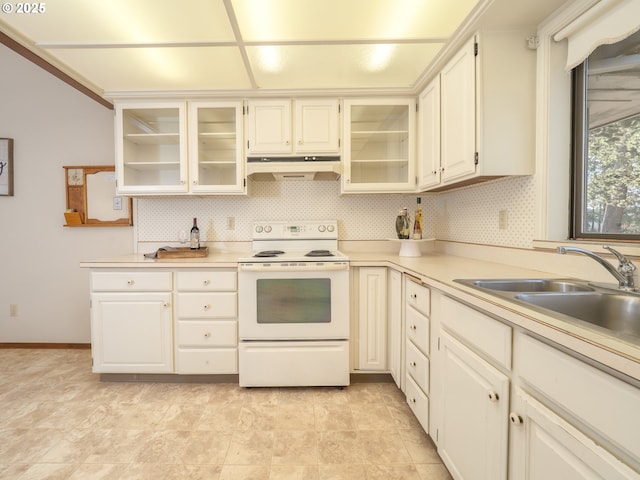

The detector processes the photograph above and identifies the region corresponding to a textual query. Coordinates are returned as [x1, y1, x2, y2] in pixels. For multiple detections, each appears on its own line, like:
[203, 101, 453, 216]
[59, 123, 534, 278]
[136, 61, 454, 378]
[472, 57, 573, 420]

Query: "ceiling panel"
[247, 43, 445, 89]
[2, 0, 236, 43]
[48, 47, 252, 92]
[232, 0, 476, 41]
[0, 0, 569, 95]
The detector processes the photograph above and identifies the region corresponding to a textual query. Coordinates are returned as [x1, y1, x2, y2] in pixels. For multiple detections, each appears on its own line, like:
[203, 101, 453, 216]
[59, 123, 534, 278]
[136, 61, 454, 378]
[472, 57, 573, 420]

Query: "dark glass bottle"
[190, 218, 200, 250]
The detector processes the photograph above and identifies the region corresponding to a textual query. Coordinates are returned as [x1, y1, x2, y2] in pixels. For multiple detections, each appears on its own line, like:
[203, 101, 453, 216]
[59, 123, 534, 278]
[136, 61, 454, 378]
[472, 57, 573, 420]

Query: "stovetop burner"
[305, 250, 334, 257]
[253, 250, 285, 258]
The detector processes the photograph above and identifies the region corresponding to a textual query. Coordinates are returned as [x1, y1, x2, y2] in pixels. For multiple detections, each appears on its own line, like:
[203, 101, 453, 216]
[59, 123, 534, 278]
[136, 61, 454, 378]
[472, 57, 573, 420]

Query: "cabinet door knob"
[409, 397, 417, 404]
[509, 413, 524, 425]
[204, 332, 211, 338]
[410, 361, 417, 367]
[162, 302, 169, 308]
[410, 325, 417, 331]
[411, 293, 417, 300]
[488, 391, 500, 402]
[127, 280, 135, 286]
[203, 279, 210, 286]
[203, 304, 210, 310]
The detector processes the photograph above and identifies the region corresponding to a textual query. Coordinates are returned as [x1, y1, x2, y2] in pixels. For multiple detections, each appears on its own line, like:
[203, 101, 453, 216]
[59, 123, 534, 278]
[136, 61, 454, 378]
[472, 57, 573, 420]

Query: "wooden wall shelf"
[63, 165, 132, 227]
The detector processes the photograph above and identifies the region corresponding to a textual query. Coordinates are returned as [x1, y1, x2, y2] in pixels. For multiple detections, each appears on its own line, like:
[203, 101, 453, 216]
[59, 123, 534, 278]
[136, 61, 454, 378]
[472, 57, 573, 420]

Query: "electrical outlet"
[9, 304, 18, 317]
[498, 210, 508, 230]
[113, 196, 122, 210]
[227, 217, 235, 230]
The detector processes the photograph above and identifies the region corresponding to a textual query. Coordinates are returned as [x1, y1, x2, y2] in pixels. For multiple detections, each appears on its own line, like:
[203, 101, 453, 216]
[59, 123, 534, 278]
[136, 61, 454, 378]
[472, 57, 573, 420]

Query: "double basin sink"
[454, 278, 640, 342]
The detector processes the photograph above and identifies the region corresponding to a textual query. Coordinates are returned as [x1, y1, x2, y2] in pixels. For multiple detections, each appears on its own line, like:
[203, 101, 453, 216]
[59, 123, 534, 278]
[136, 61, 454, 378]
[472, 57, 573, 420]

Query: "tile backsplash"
[136, 175, 535, 248]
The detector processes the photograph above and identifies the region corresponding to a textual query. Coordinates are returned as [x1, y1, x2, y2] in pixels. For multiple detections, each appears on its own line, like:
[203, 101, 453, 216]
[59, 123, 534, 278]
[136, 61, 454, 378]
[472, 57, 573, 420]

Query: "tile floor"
[0, 348, 452, 480]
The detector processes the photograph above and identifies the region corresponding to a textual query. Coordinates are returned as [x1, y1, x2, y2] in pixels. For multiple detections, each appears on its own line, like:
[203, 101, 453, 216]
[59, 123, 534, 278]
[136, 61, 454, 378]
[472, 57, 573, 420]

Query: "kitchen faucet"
[557, 245, 638, 291]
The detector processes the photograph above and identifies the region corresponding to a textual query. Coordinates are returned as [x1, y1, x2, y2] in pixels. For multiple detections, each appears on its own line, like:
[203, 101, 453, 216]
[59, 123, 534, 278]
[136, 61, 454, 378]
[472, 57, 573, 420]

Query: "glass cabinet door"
[189, 102, 244, 194]
[343, 99, 415, 192]
[116, 102, 188, 194]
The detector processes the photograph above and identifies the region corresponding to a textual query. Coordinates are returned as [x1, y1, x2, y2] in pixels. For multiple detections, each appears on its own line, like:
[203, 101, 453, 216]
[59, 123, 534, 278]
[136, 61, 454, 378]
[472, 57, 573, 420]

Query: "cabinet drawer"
[406, 374, 429, 433]
[176, 348, 237, 374]
[177, 320, 237, 347]
[91, 271, 172, 292]
[176, 271, 237, 291]
[441, 296, 512, 370]
[176, 292, 237, 318]
[406, 339, 430, 394]
[406, 306, 430, 356]
[516, 334, 640, 461]
[406, 279, 430, 316]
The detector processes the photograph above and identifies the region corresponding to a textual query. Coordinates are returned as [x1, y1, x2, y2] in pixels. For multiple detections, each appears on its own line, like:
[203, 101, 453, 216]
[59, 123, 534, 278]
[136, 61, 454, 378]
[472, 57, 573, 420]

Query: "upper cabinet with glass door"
[343, 98, 416, 193]
[115, 102, 188, 195]
[115, 100, 245, 195]
[188, 101, 245, 194]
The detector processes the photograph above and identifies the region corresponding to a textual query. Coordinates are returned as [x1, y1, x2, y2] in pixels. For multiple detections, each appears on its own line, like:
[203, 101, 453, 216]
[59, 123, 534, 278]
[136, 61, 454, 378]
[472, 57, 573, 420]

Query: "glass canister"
[395, 208, 410, 239]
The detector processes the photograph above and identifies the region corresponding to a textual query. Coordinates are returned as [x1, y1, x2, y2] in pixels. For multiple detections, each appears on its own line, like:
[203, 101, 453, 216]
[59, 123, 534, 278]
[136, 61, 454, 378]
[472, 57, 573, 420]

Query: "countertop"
[81, 249, 640, 381]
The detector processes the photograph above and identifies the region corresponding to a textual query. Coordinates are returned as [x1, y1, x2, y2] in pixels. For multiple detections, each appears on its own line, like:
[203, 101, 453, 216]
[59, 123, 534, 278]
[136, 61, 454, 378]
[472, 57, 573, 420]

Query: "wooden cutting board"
[156, 246, 209, 258]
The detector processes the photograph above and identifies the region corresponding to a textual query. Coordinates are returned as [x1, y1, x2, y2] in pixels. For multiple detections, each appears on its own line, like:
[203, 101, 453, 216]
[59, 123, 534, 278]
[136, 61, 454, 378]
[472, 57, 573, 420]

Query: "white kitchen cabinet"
[439, 37, 476, 185]
[404, 275, 431, 432]
[295, 99, 340, 153]
[116, 101, 188, 195]
[387, 268, 403, 389]
[175, 270, 238, 374]
[431, 294, 511, 480]
[356, 267, 387, 371]
[510, 388, 639, 480]
[115, 100, 245, 195]
[512, 333, 640, 475]
[343, 98, 416, 193]
[424, 30, 536, 192]
[417, 75, 441, 190]
[90, 271, 174, 373]
[438, 330, 510, 480]
[188, 101, 245, 194]
[246, 98, 340, 155]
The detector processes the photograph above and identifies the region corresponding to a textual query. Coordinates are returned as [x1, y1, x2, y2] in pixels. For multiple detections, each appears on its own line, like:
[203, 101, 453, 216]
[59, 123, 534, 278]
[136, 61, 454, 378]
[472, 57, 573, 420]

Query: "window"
[571, 30, 640, 240]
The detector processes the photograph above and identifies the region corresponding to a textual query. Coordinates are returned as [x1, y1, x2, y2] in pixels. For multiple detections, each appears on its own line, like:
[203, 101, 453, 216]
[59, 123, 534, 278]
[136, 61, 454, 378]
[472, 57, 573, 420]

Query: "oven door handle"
[238, 262, 349, 272]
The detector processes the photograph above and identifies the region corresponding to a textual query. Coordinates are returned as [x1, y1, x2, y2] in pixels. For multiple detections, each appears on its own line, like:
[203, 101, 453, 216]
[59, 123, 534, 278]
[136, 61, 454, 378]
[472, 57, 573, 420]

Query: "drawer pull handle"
[410, 362, 417, 367]
[410, 325, 417, 331]
[488, 391, 500, 402]
[203, 280, 210, 286]
[203, 304, 210, 310]
[410, 397, 416, 404]
[162, 302, 169, 308]
[509, 413, 524, 425]
[411, 293, 417, 300]
[127, 280, 135, 286]
[204, 332, 211, 338]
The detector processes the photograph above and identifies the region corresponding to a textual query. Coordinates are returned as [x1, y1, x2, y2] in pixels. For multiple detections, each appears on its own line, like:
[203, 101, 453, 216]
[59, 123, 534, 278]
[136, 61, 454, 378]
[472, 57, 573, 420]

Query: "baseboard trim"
[0, 343, 91, 349]
[100, 373, 239, 383]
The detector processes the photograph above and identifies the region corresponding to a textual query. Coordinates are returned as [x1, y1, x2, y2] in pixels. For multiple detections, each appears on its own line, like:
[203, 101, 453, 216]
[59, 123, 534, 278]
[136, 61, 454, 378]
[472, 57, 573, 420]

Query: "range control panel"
[252, 220, 338, 240]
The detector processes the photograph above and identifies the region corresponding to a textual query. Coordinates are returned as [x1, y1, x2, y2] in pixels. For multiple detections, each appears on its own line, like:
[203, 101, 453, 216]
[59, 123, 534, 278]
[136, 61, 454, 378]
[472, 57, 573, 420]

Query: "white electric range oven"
[238, 220, 350, 387]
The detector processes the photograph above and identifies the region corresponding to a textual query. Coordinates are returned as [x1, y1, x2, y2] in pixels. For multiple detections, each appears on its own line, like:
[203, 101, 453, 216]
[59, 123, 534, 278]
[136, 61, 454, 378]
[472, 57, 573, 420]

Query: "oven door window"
[256, 278, 331, 324]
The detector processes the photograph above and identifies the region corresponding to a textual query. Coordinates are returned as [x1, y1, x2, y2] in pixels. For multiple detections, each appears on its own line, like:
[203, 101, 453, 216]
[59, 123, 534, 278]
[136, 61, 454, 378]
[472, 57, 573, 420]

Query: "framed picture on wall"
[0, 138, 14, 196]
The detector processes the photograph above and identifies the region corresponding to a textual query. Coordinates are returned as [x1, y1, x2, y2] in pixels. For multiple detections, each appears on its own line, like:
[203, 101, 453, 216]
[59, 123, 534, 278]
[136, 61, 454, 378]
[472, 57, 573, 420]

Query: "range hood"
[246, 156, 341, 181]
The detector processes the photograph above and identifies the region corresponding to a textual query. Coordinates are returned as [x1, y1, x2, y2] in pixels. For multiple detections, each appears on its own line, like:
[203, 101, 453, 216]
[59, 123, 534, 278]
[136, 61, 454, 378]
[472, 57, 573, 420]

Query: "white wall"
[0, 45, 133, 343]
